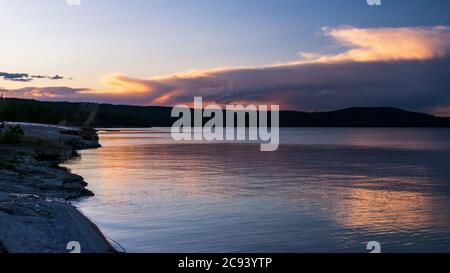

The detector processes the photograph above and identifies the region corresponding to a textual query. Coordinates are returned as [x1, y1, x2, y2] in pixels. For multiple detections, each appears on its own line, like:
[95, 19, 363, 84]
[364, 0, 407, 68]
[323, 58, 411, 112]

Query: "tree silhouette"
[0, 94, 5, 128]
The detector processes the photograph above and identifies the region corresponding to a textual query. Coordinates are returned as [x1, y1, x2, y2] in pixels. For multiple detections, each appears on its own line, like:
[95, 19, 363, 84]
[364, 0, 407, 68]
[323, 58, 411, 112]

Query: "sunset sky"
[1, 0, 450, 115]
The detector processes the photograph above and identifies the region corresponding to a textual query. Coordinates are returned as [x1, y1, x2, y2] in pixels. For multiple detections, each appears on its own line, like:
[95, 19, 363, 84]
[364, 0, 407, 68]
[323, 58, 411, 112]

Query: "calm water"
[65, 128, 450, 253]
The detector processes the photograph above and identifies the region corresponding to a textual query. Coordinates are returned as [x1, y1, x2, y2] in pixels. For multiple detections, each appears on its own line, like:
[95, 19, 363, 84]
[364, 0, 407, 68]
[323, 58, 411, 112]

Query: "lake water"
[65, 128, 450, 253]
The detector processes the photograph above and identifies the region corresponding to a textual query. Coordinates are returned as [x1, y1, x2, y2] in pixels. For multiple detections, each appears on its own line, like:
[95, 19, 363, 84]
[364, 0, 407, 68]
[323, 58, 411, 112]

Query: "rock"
[66, 189, 95, 200]
[0, 203, 15, 215]
[37, 178, 64, 190]
[0, 192, 10, 202]
[0, 123, 113, 253]
[63, 173, 85, 184]
[59, 129, 80, 137]
[34, 146, 72, 161]
[81, 127, 99, 142]
[0, 241, 9, 253]
[62, 182, 84, 190]
[0, 201, 51, 218]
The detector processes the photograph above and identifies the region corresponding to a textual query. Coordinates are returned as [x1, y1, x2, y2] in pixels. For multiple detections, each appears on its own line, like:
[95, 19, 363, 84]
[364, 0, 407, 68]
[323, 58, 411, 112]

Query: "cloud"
[89, 26, 450, 113]
[96, 58, 450, 112]
[48, 75, 64, 80]
[307, 26, 450, 62]
[1, 86, 89, 99]
[0, 72, 65, 82]
[0, 72, 33, 82]
[2, 26, 450, 115]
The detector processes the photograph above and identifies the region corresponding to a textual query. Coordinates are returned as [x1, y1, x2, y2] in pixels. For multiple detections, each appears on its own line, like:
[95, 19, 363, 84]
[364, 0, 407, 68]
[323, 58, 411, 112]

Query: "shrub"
[0, 125, 25, 144]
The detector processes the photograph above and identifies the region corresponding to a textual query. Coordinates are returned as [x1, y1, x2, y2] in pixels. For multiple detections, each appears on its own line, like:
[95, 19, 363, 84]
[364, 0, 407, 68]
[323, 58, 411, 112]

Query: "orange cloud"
[99, 74, 153, 94]
[98, 26, 450, 101]
[304, 26, 450, 63]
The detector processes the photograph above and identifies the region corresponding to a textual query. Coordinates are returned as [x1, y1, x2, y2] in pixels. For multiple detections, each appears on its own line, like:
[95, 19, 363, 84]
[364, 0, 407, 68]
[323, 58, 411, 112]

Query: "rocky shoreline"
[0, 123, 115, 253]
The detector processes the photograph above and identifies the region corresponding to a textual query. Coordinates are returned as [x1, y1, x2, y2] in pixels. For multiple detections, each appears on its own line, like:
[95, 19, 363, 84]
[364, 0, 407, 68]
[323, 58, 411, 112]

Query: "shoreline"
[0, 122, 115, 253]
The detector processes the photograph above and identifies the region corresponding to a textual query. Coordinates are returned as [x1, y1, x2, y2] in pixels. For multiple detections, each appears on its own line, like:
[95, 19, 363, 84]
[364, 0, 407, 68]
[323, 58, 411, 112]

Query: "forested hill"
[1, 98, 450, 128]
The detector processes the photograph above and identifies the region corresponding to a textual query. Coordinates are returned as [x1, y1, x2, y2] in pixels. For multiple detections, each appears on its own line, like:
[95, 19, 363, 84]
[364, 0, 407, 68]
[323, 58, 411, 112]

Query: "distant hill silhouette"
[279, 107, 450, 127]
[1, 98, 450, 128]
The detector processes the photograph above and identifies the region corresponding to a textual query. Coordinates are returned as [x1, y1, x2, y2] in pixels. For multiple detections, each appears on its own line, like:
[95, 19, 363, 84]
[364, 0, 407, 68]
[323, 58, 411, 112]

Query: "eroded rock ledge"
[0, 123, 115, 253]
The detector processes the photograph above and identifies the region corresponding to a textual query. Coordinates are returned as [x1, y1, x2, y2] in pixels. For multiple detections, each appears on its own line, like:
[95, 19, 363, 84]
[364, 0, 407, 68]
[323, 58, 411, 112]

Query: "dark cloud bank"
[0, 72, 65, 82]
